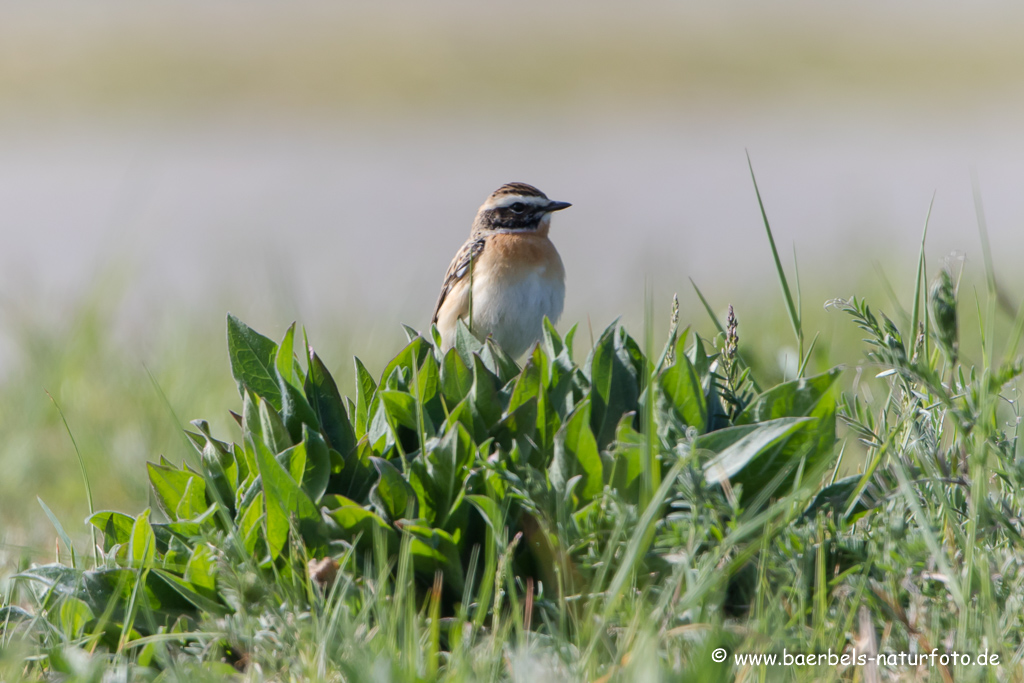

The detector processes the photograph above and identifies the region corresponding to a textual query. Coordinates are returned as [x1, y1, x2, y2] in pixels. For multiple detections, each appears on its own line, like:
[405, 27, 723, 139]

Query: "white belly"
[470, 267, 565, 358]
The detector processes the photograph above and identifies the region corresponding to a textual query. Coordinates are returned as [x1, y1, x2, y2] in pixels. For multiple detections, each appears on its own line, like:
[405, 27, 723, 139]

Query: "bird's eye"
[509, 202, 526, 214]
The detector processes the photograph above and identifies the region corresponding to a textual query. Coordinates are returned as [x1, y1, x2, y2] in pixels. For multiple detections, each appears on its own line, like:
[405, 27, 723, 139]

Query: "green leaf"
[237, 494, 264, 555]
[551, 399, 603, 502]
[330, 437, 377, 502]
[608, 413, 644, 502]
[415, 350, 442, 404]
[252, 433, 321, 560]
[258, 396, 292, 454]
[88, 511, 136, 551]
[441, 348, 473, 407]
[586, 323, 640, 450]
[276, 442, 307, 491]
[541, 316, 565, 359]
[174, 475, 208, 521]
[227, 314, 282, 411]
[148, 463, 205, 522]
[183, 545, 218, 593]
[191, 420, 239, 502]
[275, 322, 298, 390]
[369, 457, 418, 522]
[736, 368, 842, 424]
[322, 494, 396, 550]
[657, 332, 708, 433]
[279, 370, 321, 445]
[471, 355, 503, 429]
[129, 509, 157, 569]
[802, 475, 874, 522]
[698, 417, 812, 484]
[408, 423, 473, 527]
[301, 426, 331, 502]
[151, 569, 229, 616]
[354, 357, 378, 436]
[454, 318, 485, 366]
[380, 337, 430, 390]
[465, 494, 504, 536]
[482, 339, 520, 383]
[380, 390, 420, 432]
[58, 597, 94, 638]
[403, 524, 465, 594]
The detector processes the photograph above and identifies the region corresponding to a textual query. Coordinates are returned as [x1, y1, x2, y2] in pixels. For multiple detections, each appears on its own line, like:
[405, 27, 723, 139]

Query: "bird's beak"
[544, 200, 572, 212]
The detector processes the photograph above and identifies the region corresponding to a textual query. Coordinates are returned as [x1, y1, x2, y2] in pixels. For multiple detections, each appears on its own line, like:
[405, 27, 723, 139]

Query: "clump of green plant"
[1, 298, 840, 673]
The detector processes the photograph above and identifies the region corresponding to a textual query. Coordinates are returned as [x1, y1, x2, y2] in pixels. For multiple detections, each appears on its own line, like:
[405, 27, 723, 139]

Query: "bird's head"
[473, 182, 571, 234]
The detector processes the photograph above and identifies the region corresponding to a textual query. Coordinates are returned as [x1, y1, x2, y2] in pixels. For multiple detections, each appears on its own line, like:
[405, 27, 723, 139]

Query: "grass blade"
[746, 151, 802, 355]
[45, 391, 98, 566]
[910, 193, 934, 363]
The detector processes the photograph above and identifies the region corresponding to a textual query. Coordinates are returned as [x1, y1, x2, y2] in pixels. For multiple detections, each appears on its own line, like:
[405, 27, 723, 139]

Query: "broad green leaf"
[151, 570, 230, 616]
[380, 337, 429, 390]
[657, 333, 707, 433]
[58, 597, 93, 638]
[191, 422, 238, 516]
[441, 348, 473, 407]
[466, 494, 504, 535]
[608, 412, 644, 502]
[586, 323, 640, 450]
[279, 370, 321, 445]
[482, 339, 520, 382]
[148, 463, 204, 522]
[227, 314, 282, 410]
[541, 316, 565, 359]
[258, 397, 292, 454]
[276, 442, 307, 489]
[183, 545, 218, 593]
[237, 494, 264, 555]
[322, 494, 396, 550]
[508, 358, 541, 414]
[330, 437, 377, 502]
[275, 322, 298, 390]
[698, 417, 812, 484]
[241, 391, 263, 455]
[736, 368, 842, 424]
[471, 355, 503, 428]
[415, 350, 441, 404]
[88, 511, 136, 550]
[353, 357, 377, 436]
[174, 476, 208, 521]
[551, 400, 603, 502]
[408, 423, 473, 527]
[493, 397, 538, 464]
[454, 318, 485, 366]
[130, 509, 157, 569]
[564, 323, 578, 362]
[369, 457, 418, 522]
[380, 390, 420, 432]
[301, 426, 331, 502]
[252, 434, 320, 560]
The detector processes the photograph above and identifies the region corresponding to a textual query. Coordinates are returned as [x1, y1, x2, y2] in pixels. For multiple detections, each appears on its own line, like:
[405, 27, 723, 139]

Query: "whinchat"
[432, 182, 571, 358]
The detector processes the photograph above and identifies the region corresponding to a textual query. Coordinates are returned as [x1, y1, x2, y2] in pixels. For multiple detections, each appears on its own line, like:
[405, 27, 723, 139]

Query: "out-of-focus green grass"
[0, 281, 401, 564]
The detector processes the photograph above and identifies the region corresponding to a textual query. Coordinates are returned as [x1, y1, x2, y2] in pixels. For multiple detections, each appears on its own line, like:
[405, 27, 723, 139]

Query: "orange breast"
[480, 232, 565, 283]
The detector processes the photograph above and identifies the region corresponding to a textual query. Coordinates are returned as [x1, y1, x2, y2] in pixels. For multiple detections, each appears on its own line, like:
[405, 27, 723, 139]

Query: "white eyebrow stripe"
[482, 194, 550, 211]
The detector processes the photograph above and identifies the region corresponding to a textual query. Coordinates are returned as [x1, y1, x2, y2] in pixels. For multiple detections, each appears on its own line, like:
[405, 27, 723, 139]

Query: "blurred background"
[3, 0, 1024, 556]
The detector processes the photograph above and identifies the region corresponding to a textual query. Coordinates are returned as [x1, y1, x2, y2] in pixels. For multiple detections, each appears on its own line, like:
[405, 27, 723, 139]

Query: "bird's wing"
[432, 235, 486, 325]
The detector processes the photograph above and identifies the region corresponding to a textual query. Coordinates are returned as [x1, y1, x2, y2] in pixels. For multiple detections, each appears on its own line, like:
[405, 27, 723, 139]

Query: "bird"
[431, 182, 571, 358]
